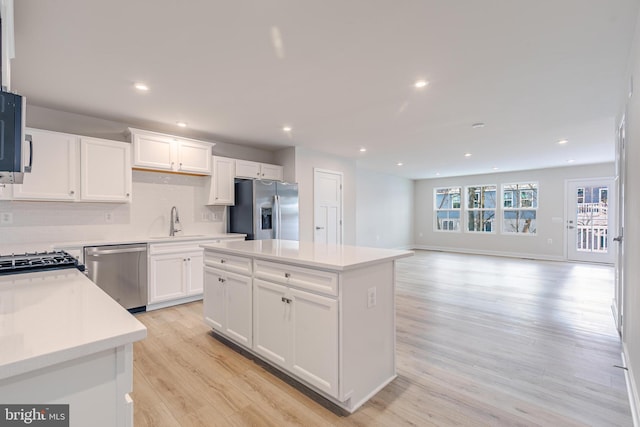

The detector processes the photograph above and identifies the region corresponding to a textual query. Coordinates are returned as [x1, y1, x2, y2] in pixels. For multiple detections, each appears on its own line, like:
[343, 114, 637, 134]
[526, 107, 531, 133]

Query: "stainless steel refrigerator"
[229, 179, 299, 240]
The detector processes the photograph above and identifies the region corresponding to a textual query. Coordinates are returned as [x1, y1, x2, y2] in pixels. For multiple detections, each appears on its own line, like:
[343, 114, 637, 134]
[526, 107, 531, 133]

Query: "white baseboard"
[410, 244, 565, 262]
[623, 344, 640, 427]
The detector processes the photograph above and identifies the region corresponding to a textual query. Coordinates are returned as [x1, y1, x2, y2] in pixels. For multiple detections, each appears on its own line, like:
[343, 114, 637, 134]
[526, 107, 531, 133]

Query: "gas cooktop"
[0, 251, 85, 275]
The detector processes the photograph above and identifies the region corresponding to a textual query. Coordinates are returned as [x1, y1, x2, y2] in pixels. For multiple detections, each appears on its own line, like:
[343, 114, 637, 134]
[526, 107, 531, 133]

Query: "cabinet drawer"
[204, 252, 252, 275]
[254, 259, 338, 296]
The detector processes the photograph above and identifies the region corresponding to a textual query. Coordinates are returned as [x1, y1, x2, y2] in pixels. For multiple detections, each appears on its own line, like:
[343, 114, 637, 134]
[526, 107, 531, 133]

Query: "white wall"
[620, 8, 640, 420]
[27, 105, 277, 163]
[356, 168, 414, 249]
[414, 163, 614, 260]
[0, 171, 227, 252]
[294, 147, 357, 244]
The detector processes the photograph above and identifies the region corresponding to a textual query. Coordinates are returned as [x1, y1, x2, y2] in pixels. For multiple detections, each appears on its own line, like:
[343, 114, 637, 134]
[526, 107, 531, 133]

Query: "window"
[465, 185, 496, 232]
[502, 183, 538, 234]
[434, 187, 461, 231]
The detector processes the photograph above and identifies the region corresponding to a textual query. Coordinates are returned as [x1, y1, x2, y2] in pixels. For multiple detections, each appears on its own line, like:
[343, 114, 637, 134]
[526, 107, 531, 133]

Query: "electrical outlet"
[213, 211, 222, 221]
[104, 212, 114, 224]
[0, 212, 13, 225]
[201, 212, 209, 221]
[547, 238, 553, 245]
[367, 287, 376, 308]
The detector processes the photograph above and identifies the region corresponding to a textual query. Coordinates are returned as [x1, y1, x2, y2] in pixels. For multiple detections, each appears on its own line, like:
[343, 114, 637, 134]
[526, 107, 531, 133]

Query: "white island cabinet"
[201, 239, 412, 413]
[0, 269, 147, 427]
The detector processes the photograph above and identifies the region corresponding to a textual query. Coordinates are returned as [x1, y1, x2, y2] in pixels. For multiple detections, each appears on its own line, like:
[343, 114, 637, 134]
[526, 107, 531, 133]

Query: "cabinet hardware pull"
[69, 190, 75, 195]
[126, 193, 130, 197]
[220, 259, 225, 263]
[219, 277, 225, 283]
[284, 273, 291, 278]
[281, 296, 286, 302]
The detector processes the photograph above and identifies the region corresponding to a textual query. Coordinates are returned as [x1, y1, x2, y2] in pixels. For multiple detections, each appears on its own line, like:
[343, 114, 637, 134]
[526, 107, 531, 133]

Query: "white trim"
[623, 345, 640, 427]
[313, 168, 344, 244]
[411, 244, 566, 262]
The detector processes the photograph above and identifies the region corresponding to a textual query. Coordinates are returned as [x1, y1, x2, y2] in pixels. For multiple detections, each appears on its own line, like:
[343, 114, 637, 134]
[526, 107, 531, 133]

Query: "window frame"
[464, 184, 497, 233]
[501, 182, 539, 235]
[433, 186, 462, 232]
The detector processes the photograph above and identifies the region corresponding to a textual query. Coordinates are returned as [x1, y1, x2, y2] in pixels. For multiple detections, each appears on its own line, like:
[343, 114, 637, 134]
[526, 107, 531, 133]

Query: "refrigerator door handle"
[274, 194, 281, 239]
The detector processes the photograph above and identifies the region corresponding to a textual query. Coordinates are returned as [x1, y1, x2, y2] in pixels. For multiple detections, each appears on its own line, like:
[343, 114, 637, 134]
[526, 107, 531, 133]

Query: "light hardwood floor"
[132, 251, 632, 426]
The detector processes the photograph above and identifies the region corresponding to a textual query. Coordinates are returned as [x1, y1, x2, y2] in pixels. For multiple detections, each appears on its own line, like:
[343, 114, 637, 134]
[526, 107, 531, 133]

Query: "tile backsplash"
[0, 171, 227, 252]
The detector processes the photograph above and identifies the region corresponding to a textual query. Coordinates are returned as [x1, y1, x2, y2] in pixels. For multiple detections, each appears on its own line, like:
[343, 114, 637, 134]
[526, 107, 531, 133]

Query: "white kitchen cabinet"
[149, 250, 204, 305]
[130, 128, 213, 175]
[12, 128, 79, 201]
[235, 159, 283, 181]
[203, 266, 252, 347]
[149, 253, 187, 303]
[202, 240, 411, 413]
[80, 137, 132, 202]
[0, 183, 11, 200]
[253, 278, 338, 397]
[208, 156, 235, 205]
[148, 239, 243, 310]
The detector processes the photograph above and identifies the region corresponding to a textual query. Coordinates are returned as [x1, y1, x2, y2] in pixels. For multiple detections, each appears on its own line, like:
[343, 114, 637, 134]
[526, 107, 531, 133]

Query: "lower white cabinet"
[149, 251, 201, 303]
[148, 238, 245, 309]
[253, 278, 339, 397]
[203, 267, 252, 347]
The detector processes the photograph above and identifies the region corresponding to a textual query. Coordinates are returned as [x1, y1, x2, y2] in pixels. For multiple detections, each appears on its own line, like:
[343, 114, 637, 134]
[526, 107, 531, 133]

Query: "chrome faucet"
[170, 206, 183, 236]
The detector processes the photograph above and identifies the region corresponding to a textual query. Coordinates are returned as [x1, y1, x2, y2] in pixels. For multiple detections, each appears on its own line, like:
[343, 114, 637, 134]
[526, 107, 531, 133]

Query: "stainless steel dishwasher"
[84, 243, 148, 312]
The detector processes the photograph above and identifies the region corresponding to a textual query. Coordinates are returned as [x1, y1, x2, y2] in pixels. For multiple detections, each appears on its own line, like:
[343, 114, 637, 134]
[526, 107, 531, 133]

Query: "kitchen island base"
[202, 239, 412, 413]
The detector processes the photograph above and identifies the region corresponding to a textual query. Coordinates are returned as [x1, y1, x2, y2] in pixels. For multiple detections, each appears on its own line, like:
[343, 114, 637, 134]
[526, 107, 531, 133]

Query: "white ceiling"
[10, 0, 640, 179]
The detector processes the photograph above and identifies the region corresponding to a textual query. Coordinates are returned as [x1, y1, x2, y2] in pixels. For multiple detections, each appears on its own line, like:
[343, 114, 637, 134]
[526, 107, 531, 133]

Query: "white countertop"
[201, 239, 413, 271]
[53, 233, 246, 250]
[0, 269, 147, 380]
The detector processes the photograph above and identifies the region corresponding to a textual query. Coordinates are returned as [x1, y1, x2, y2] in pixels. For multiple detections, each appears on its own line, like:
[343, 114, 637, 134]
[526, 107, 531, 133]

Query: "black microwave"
[0, 90, 31, 184]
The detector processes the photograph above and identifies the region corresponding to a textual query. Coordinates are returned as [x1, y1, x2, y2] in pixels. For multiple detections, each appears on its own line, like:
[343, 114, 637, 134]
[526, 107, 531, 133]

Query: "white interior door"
[566, 178, 615, 264]
[613, 117, 626, 335]
[313, 169, 343, 244]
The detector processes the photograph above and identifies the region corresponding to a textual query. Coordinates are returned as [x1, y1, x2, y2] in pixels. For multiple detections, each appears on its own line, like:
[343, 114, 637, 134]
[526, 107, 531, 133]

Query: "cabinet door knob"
[220, 259, 226, 263]
[69, 190, 75, 195]
[126, 193, 130, 197]
[284, 272, 291, 278]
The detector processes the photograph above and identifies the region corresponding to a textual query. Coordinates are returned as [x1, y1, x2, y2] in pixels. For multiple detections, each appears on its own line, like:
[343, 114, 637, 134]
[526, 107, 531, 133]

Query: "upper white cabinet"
[11, 129, 132, 203]
[12, 128, 79, 201]
[130, 128, 213, 175]
[235, 160, 283, 181]
[80, 137, 132, 202]
[208, 156, 235, 205]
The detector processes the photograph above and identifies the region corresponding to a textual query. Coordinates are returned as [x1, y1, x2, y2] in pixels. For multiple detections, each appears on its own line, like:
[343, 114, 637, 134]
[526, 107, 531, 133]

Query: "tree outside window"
[434, 187, 461, 231]
[465, 185, 496, 232]
[502, 183, 538, 234]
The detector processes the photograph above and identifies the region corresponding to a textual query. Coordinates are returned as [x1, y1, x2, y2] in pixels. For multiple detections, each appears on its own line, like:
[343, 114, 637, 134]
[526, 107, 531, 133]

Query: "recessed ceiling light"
[492, 166, 499, 170]
[557, 139, 568, 145]
[359, 147, 367, 152]
[176, 121, 187, 128]
[282, 126, 292, 132]
[435, 172, 440, 176]
[464, 153, 472, 157]
[472, 122, 486, 128]
[134, 83, 149, 91]
[414, 80, 428, 89]
[567, 159, 575, 163]
[397, 162, 404, 166]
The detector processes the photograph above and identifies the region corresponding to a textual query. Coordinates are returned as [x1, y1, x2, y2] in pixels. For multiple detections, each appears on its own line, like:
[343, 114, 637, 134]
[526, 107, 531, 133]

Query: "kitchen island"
[0, 269, 147, 427]
[201, 239, 413, 413]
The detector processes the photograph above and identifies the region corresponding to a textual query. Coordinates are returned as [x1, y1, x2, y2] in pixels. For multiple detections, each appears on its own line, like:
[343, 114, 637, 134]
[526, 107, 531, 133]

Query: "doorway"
[566, 178, 615, 264]
[313, 168, 343, 244]
[613, 117, 626, 335]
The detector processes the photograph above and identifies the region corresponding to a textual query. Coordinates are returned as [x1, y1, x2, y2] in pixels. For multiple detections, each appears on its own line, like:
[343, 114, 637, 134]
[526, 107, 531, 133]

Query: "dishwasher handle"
[85, 246, 147, 256]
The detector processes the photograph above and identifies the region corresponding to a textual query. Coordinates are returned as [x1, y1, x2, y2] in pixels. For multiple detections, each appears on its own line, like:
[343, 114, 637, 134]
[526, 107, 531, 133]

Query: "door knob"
[613, 236, 623, 242]
[568, 226, 575, 229]
[315, 226, 324, 230]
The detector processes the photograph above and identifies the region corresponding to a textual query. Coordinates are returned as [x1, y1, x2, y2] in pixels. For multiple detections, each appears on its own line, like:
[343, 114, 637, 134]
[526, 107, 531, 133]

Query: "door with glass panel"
[566, 179, 615, 263]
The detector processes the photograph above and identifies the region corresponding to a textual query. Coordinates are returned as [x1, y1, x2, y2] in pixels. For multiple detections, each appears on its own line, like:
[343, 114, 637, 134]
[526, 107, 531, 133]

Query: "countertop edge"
[53, 233, 246, 249]
[0, 327, 147, 381]
[201, 244, 414, 271]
